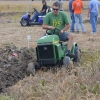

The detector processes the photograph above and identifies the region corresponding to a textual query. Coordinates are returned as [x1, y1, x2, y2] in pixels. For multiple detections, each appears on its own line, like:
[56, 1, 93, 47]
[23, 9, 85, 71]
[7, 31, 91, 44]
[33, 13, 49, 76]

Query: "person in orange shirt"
[72, 0, 86, 33]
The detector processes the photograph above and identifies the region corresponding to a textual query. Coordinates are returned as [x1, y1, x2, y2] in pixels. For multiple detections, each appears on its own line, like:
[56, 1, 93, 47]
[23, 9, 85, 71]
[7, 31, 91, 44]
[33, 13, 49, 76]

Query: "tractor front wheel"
[63, 56, 70, 67]
[20, 19, 28, 26]
[27, 62, 35, 76]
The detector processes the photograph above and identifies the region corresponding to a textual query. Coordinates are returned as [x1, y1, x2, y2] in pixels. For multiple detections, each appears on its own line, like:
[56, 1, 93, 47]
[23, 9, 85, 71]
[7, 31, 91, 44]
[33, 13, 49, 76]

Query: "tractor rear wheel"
[73, 45, 81, 63]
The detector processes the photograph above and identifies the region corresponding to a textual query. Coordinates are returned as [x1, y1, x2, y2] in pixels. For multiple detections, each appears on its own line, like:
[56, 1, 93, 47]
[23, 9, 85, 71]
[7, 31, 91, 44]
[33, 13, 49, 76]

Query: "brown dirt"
[0, 20, 100, 50]
[0, 45, 37, 92]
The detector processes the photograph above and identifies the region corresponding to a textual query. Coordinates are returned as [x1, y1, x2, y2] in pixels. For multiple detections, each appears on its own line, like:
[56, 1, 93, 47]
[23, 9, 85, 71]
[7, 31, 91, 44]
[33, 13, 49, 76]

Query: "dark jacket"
[69, 0, 74, 14]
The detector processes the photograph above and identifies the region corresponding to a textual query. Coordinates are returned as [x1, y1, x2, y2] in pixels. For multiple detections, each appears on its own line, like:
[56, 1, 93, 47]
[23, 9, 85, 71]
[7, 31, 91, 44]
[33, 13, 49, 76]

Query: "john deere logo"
[44, 47, 47, 50]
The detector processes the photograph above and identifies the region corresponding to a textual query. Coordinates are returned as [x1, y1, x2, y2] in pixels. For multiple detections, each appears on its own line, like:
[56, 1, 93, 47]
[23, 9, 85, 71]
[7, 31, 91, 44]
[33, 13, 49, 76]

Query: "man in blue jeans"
[69, 0, 75, 32]
[32, 1, 47, 22]
[88, 0, 100, 33]
[56, 0, 63, 11]
[72, 0, 86, 33]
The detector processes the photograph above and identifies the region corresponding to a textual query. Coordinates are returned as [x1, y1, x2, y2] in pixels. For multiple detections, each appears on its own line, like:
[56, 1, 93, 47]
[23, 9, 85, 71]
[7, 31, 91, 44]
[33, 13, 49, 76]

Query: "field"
[0, 1, 100, 100]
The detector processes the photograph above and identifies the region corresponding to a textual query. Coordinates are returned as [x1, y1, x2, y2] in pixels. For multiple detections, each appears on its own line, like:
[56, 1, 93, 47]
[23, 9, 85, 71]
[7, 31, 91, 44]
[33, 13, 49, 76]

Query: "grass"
[0, 2, 88, 22]
[0, 50, 100, 100]
[0, 4, 27, 12]
[0, 4, 70, 12]
[81, 50, 100, 66]
[0, 95, 13, 100]
[0, 4, 86, 23]
[5, 44, 100, 99]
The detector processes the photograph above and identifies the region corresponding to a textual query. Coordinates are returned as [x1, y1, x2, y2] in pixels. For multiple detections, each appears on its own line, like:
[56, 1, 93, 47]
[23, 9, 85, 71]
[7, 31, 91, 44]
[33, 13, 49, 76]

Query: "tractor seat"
[46, 6, 52, 13]
[60, 41, 67, 46]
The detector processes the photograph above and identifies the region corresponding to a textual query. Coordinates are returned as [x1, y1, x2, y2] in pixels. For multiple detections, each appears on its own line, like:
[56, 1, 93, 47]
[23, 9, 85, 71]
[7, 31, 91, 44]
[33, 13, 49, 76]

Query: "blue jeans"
[74, 14, 85, 32]
[90, 12, 98, 33]
[70, 13, 75, 32]
[32, 12, 46, 22]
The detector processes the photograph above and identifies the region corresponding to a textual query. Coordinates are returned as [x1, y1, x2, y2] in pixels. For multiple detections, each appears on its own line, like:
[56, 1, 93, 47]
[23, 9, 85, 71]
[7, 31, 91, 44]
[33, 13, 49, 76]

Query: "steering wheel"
[46, 28, 60, 35]
[32, 8, 38, 14]
[33, 8, 37, 12]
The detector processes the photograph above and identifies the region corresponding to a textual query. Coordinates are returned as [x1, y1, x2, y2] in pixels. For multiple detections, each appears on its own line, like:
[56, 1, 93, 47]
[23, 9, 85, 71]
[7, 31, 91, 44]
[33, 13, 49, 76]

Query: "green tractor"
[27, 28, 81, 76]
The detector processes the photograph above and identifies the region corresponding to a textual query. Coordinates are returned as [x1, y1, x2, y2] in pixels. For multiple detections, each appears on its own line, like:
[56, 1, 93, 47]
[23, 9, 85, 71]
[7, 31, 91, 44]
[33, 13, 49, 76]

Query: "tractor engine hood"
[37, 35, 60, 45]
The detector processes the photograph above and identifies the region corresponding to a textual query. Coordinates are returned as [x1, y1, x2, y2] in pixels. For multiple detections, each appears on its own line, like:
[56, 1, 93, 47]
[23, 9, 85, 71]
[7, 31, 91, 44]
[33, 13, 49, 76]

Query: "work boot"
[66, 50, 75, 58]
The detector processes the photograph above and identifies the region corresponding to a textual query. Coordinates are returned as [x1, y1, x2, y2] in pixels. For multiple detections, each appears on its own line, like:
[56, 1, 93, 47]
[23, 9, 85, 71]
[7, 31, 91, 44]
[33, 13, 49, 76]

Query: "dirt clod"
[0, 45, 35, 93]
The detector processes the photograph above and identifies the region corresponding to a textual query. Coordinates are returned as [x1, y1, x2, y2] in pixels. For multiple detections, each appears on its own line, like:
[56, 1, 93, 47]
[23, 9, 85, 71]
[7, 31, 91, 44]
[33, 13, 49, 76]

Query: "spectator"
[42, 2, 75, 58]
[32, 0, 47, 22]
[56, 0, 63, 11]
[69, 0, 75, 32]
[87, 0, 100, 34]
[72, 0, 86, 33]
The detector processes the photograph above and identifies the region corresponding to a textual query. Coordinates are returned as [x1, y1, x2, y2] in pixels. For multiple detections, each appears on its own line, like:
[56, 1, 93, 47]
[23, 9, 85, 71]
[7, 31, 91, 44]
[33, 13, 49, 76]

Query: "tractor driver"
[42, 2, 75, 58]
[32, 0, 47, 22]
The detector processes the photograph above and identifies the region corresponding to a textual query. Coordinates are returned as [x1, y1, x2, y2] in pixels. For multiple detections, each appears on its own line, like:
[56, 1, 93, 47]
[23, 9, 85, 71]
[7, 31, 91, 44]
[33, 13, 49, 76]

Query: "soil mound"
[0, 45, 35, 93]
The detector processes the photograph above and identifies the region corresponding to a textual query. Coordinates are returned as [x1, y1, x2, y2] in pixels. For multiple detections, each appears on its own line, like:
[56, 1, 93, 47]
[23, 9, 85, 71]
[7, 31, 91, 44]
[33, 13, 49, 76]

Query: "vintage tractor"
[27, 28, 81, 75]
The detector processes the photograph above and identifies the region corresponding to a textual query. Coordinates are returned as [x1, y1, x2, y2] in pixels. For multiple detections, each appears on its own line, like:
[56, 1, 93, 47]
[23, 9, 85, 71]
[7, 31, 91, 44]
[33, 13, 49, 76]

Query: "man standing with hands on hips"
[42, 2, 75, 58]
